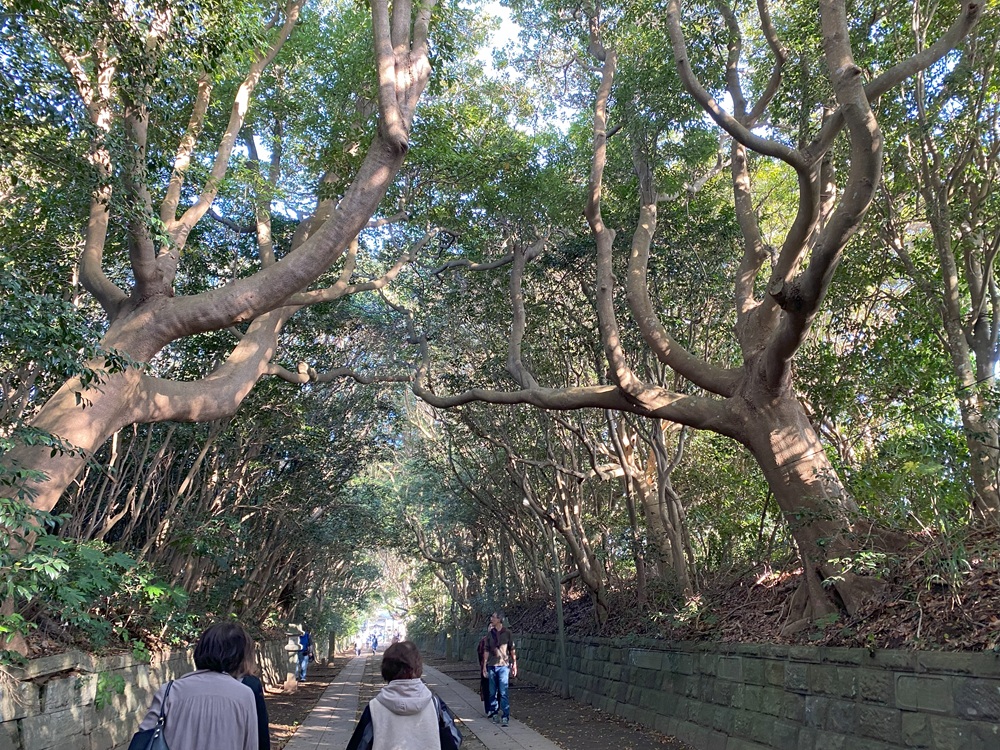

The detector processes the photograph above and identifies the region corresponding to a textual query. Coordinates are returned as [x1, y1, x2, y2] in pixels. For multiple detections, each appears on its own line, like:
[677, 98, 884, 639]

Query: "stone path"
[283, 653, 564, 750]
[281, 655, 365, 750]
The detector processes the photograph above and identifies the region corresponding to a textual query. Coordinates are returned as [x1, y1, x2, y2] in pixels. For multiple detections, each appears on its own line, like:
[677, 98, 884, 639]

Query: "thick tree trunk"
[951, 338, 1000, 525]
[650, 425, 696, 595]
[737, 388, 886, 633]
[638, 468, 695, 595]
[556, 524, 609, 628]
[5, 365, 144, 514]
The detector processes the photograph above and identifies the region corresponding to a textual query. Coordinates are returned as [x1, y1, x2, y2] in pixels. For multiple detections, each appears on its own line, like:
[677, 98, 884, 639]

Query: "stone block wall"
[422, 632, 1000, 750]
[0, 638, 289, 750]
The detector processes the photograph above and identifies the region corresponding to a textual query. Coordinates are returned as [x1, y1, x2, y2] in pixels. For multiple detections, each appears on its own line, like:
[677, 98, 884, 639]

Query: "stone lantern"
[284, 627, 301, 693]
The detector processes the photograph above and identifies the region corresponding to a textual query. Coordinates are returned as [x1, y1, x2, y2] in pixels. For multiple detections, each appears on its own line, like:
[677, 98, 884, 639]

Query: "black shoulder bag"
[128, 680, 173, 750]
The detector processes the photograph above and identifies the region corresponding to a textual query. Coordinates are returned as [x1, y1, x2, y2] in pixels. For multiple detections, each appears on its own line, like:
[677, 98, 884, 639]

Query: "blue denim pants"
[487, 665, 510, 719]
[296, 653, 309, 680]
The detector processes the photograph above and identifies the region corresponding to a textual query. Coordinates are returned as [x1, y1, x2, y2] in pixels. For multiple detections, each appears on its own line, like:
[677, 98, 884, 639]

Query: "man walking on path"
[482, 610, 517, 727]
[296, 626, 312, 682]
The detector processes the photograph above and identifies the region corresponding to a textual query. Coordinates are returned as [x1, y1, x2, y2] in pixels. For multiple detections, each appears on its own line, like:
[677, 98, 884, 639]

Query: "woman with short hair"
[346, 641, 462, 750]
[137, 621, 259, 750]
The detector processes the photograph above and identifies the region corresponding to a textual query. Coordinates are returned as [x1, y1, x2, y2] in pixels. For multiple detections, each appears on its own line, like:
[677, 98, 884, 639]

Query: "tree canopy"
[1, 0, 997, 656]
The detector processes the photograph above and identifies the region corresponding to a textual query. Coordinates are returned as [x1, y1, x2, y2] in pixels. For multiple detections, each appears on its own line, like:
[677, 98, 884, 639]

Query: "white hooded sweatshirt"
[369, 678, 440, 750]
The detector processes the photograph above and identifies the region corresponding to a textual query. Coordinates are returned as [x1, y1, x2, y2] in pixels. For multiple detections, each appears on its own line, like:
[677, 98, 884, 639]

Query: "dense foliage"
[1, 0, 997, 662]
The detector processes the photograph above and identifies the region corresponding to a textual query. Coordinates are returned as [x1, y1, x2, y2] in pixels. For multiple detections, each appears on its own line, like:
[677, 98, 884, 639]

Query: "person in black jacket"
[237, 640, 271, 750]
[346, 641, 461, 750]
[476, 624, 490, 715]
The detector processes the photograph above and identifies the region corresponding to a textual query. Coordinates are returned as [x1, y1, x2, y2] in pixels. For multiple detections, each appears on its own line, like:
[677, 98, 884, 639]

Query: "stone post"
[284, 629, 300, 692]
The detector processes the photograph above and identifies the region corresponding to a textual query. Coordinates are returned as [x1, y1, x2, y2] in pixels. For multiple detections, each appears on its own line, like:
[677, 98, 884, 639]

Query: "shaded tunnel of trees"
[1, 0, 998, 660]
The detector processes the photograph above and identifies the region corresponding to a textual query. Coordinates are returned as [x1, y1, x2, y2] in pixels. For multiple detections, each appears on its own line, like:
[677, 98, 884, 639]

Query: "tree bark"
[731, 384, 887, 630]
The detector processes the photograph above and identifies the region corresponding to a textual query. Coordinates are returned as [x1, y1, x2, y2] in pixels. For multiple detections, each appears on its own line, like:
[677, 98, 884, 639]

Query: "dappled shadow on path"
[267, 654, 352, 749]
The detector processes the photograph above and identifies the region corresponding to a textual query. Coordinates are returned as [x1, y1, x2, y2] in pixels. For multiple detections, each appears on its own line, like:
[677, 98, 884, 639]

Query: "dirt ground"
[265, 650, 694, 750]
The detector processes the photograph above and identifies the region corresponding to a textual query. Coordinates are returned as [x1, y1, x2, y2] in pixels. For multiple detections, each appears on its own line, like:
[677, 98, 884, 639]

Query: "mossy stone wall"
[0, 638, 290, 750]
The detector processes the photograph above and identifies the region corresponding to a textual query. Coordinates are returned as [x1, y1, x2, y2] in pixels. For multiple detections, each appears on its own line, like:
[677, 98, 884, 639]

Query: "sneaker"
[501, 717, 509, 727]
[491, 713, 500, 724]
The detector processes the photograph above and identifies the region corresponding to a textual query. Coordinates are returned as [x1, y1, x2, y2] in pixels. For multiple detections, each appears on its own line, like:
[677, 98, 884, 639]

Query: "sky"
[477, 1, 519, 70]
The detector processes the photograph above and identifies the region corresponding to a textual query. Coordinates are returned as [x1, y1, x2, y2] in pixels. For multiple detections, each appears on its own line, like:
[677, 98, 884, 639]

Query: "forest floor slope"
[510, 530, 1000, 652]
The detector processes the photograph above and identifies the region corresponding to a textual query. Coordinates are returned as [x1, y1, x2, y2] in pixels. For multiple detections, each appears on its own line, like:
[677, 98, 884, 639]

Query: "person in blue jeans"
[481, 611, 517, 727]
[295, 626, 312, 681]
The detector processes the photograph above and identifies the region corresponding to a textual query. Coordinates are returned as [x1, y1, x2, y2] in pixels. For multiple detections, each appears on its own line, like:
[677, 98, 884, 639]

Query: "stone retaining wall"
[422, 632, 1000, 750]
[0, 638, 292, 750]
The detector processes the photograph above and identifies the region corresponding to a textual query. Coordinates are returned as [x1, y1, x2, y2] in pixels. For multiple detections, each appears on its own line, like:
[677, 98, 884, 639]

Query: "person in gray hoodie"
[346, 641, 462, 750]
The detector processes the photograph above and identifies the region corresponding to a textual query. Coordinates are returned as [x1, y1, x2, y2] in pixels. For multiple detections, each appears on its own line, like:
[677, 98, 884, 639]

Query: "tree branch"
[666, 0, 806, 171]
[285, 229, 439, 305]
[627, 138, 741, 396]
[263, 350, 413, 386]
[142, 0, 437, 342]
[412, 335, 741, 436]
[49, 38, 126, 315]
[748, 0, 788, 124]
[209, 208, 255, 234]
[168, 1, 303, 250]
[160, 73, 213, 225]
[244, 128, 278, 267]
[805, 2, 982, 161]
[123, 98, 160, 298]
[507, 238, 546, 389]
[372, 0, 407, 152]
[764, 0, 884, 388]
[130, 307, 295, 424]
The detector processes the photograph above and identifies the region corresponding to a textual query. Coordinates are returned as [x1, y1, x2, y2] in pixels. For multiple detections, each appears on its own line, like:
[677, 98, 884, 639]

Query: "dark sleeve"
[242, 676, 270, 750]
[509, 632, 516, 661]
[345, 705, 374, 750]
[435, 695, 463, 750]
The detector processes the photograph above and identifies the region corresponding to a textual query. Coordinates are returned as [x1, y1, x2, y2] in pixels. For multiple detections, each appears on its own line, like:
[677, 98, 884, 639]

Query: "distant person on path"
[371, 634, 378, 654]
[238, 637, 271, 750]
[296, 625, 312, 681]
[356, 635, 365, 657]
[475, 623, 491, 715]
[345, 641, 462, 750]
[483, 610, 517, 727]
[137, 621, 259, 749]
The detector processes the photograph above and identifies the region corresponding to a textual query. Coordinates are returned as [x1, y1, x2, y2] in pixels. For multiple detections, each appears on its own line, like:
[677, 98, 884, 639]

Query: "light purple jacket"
[139, 669, 258, 750]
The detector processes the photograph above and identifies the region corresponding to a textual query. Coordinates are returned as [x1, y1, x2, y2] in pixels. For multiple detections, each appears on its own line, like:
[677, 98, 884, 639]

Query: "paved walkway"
[282, 655, 365, 750]
[284, 654, 564, 750]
